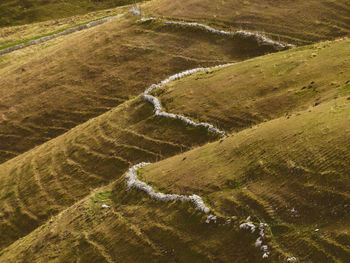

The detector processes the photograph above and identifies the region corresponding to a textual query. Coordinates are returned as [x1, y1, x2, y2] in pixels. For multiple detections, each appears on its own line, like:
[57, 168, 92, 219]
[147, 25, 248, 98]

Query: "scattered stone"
[255, 237, 263, 247]
[239, 222, 256, 233]
[205, 214, 217, 224]
[287, 257, 297, 262]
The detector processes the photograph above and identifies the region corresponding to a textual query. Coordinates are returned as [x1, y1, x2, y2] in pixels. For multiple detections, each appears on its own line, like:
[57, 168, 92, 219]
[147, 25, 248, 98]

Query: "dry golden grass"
[0, 5, 127, 48]
[155, 38, 350, 133]
[0, 2, 349, 262]
[141, 96, 350, 262]
[0, 14, 276, 164]
[0, 182, 263, 263]
[144, 0, 350, 44]
[1, 93, 349, 263]
[0, 35, 348, 261]
[0, 96, 219, 251]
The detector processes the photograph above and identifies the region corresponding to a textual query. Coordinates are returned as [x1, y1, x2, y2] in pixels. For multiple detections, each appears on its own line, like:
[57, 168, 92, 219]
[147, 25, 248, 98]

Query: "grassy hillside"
[1, 94, 349, 262]
[0, 0, 133, 27]
[144, 0, 350, 44]
[155, 38, 350, 133]
[0, 2, 349, 262]
[0, 181, 263, 263]
[140, 96, 350, 262]
[0, 14, 275, 164]
[0, 6, 126, 49]
[0, 34, 349, 254]
[0, 96, 219, 251]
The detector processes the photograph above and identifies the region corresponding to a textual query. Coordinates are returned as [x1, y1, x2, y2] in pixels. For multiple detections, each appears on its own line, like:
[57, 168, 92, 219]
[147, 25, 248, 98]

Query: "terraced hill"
[0, 14, 278, 164]
[140, 96, 350, 262]
[144, 0, 350, 44]
[1, 85, 349, 263]
[0, 1, 349, 262]
[154, 38, 350, 133]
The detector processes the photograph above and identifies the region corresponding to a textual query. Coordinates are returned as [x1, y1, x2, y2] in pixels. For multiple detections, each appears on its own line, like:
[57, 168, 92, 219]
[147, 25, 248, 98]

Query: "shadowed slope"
[1, 90, 349, 263]
[0, 181, 263, 263]
[0, 96, 219, 251]
[0, 15, 275, 164]
[0, 0, 133, 27]
[144, 0, 350, 44]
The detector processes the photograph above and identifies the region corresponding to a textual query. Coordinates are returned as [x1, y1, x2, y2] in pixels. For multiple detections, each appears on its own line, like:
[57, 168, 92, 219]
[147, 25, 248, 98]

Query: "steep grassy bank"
[0, 15, 274, 164]
[140, 96, 350, 262]
[0, 180, 263, 263]
[1, 90, 349, 263]
[155, 38, 350, 133]
[0, 96, 220, 250]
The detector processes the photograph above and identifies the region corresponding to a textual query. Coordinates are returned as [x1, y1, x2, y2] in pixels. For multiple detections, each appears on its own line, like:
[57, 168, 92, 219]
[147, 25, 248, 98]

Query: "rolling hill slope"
[154, 38, 350, 133]
[0, 1, 349, 262]
[0, 96, 219, 250]
[0, 33, 349, 261]
[144, 0, 350, 44]
[1, 92, 349, 263]
[0, 14, 277, 164]
[140, 96, 350, 262]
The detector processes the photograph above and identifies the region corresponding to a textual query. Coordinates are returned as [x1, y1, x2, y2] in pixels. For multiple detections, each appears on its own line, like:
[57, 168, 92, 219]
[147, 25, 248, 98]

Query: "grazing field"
[0, 97, 219, 250]
[0, 1, 349, 262]
[0, 15, 275, 164]
[144, 0, 350, 44]
[155, 38, 350, 133]
[0, 6, 127, 49]
[140, 97, 350, 262]
[1, 90, 349, 263]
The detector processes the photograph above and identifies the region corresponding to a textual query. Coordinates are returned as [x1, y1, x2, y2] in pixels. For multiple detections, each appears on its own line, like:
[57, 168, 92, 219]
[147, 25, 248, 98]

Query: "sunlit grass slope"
[0, 181, 263, 263]
[0, 0, 133, 27]
[140, 96, 350, 262]
[0, 6, 126, 49]
[0, 96, 219, 251]
[0, 14, 274, 164]
[144, 0, 350, 44]
[155, 38, 350, 133]
[1, 91, 349, 263]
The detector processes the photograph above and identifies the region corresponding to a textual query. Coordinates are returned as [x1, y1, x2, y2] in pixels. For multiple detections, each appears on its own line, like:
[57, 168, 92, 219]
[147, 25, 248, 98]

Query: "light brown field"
[144, 0, 350, 44]
[0, 1, 349, 262]
[0, 14, 276, 164]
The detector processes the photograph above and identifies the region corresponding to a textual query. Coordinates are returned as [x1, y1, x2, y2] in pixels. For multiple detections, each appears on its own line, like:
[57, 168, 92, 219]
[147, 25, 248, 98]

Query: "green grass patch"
[0, 14, 118, 51]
